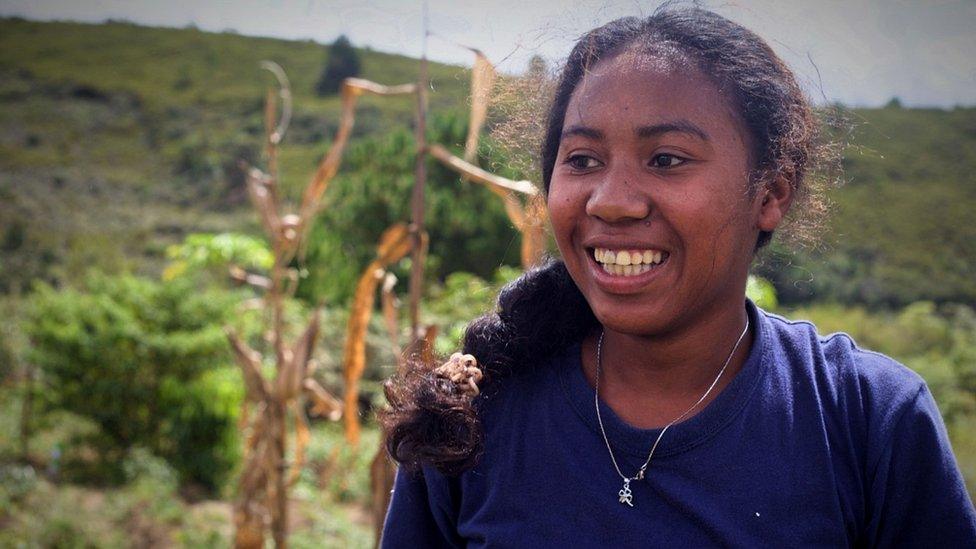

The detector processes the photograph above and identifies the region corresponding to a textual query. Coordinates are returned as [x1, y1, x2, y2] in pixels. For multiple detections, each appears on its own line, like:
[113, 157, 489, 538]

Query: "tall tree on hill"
[316, 35, 361, 96]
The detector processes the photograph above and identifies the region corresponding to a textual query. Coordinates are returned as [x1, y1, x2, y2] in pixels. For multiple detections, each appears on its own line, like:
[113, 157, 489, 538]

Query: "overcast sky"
[2, 0, 974, 107]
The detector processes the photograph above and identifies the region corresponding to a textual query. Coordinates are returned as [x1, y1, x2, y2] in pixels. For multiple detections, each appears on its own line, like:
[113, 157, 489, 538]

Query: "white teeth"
[592, 247, 668, 276]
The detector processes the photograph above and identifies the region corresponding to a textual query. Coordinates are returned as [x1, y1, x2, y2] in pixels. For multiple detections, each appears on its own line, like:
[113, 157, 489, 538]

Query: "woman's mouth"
[591, 247, 669, 277]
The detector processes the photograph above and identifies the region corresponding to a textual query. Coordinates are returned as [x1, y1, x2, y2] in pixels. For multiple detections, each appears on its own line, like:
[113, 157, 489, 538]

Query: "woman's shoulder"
[471, 343, 576, 426]
[756, 306, 928, 427]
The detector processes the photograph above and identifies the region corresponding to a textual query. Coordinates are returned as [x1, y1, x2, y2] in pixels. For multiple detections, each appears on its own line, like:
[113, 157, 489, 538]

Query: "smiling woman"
[379, 6, 976, 548]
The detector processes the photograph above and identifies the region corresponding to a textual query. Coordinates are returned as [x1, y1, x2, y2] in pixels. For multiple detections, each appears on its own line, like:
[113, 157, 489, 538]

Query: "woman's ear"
[756, 173, 794, 232]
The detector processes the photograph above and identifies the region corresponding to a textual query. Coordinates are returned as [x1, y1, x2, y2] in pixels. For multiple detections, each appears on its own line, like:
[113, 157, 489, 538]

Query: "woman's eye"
[650, 154, 687, 168]
[566, 154, 601, 170]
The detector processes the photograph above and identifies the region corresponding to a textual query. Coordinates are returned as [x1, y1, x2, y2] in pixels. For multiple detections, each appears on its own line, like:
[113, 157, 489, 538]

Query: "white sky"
[2, 0, 974, 107]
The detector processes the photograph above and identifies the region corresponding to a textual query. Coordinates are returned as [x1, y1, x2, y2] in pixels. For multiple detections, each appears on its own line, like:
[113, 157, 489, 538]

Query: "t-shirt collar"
[557, 299, 771, 458]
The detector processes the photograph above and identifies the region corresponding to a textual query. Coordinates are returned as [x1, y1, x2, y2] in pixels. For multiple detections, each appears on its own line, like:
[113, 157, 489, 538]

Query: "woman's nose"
[585, 173, 651, 223]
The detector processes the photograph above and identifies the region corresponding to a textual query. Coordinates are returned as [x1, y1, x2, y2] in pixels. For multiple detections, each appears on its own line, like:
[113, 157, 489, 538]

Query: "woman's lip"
[584, 247, 669, 294]
[582, 239, 669, 252]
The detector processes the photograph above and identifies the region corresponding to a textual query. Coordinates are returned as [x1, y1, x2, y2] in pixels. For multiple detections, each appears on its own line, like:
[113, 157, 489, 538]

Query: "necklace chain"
[594, 317, 750, 507]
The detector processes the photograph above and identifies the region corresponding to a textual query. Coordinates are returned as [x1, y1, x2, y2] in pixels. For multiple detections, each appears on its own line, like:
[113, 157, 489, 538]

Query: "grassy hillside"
[0, 17, 474, 295]
[757, 104, 976, 306]
[1, 17, 974, 308]
[0, 18, 466, 112]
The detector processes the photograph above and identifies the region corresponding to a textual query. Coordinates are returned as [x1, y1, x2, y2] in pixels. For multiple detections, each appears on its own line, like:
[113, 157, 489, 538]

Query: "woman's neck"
[580, 299, 753, 429]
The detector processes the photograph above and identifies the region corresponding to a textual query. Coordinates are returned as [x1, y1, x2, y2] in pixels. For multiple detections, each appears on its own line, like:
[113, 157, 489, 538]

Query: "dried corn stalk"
[380, 273, 403, 370]
[370, 48, 549, 544]
[427, 49, 546, 268]
[369, 441, 397, 547]
[369, 321, 436, 548]
[368, 274, 405, 547]
[427, 143, 546, 267]
[342, 223, 415, 445]
[231, 62, 368, 549]
[299, 78, 417, 246]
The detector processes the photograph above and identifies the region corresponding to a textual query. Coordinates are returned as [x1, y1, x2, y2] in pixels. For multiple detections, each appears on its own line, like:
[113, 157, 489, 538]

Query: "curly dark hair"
[382, 5, 823, 475]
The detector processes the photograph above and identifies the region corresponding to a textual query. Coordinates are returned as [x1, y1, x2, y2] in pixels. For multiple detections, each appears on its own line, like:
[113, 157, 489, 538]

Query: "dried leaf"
[227, 329, 270, 402]
[260, 60, 292, 146]
[342, 224, 414, 445]
[342, 265, 381, 446]
[275, 309, 320, 401]
[264, 88, 277, 147]
[521, 194, 548, 268]
[303, 378, 342, 421]
[229, 265, 273, 290]
[421, 324, 439, 365]
[463, 50, 496, 163]
[288, 400, 310, 488]
[376, 223, 413, 264]
[244, 166, 282, 242]
[427, 143, 537, 195]
[299, 79, 417, 228]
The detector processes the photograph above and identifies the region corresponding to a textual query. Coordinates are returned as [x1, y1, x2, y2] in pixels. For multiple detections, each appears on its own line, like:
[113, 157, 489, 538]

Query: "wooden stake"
[408, 48, 430, 341]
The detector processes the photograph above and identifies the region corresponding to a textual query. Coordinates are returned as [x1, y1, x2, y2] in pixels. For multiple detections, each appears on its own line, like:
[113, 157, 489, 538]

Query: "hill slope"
[757, 105, 976, 306]
[1, 17, 974, 307]
[0, 17, 474, 294]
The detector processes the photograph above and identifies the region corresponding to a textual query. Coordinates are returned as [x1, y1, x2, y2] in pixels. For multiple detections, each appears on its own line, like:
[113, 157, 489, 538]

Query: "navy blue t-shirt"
[382, 302, 976, 547]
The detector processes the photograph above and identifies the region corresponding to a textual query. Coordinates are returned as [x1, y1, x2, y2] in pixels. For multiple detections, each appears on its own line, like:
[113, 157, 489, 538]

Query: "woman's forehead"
[563, 51, 743, 139]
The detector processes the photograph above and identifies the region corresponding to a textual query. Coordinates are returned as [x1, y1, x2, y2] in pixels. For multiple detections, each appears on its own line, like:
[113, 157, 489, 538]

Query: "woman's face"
[547, 52, 782, 336]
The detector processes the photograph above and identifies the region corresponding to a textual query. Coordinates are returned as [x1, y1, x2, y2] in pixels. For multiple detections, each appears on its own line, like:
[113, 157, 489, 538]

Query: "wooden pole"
[408, 3, 430, 342]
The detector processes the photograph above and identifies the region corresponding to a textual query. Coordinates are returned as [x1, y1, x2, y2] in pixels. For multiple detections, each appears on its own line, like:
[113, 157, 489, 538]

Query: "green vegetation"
[0, 16, 470, 297]
[0, 389, 379, 548]
[24, 273, 249, 490]
[0, 16, 974, 547]
[755, 105, 976, 307]
[300, 115, 523, 304]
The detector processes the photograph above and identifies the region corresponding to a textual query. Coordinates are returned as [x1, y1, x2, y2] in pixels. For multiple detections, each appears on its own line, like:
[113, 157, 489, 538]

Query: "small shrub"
[25, 272, 246, 491]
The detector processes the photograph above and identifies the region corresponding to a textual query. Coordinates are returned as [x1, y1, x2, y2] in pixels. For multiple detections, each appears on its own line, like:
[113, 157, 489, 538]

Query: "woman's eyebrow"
[561, 125, 604, 141]
[636, 120, 710, 141]
[561, 121, 710, 142]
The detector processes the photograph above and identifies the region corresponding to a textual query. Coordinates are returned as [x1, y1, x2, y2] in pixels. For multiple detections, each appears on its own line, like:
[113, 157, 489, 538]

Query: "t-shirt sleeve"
[865, 383, 976, 547]
[380, 465, 463, 548]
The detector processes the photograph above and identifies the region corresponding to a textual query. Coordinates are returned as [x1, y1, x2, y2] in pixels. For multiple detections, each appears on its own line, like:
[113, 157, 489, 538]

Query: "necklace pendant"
[618, 478, 634, 507]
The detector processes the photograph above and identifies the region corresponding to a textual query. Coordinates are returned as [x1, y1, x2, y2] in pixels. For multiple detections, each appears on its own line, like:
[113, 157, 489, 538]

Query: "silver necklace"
[595, 318, 749, 508]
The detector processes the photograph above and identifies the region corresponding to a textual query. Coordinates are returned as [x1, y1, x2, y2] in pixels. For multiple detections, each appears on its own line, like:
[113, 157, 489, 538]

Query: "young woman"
[380, 6, 976, 547]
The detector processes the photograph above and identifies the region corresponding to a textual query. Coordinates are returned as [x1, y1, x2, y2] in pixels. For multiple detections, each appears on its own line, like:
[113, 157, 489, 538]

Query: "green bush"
[25, 272, 246, 491]
[746, 274, 778, 310]
[298, 111, 524, 305]
[163, 232, 273, 282]
[424, 267, 521, 356]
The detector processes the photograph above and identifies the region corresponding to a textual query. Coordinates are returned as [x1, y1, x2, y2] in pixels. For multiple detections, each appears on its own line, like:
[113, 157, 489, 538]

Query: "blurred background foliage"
[0, 16, 974, 547]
